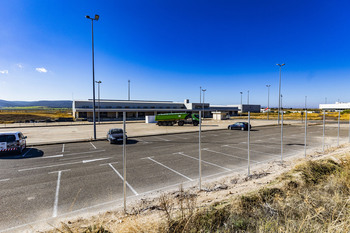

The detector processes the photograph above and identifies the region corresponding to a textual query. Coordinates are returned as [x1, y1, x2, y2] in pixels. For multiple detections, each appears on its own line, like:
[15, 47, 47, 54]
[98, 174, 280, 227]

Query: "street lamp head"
[94, 14, 99, 20]
[240, 92, 243, 94]
[266, 85, 271, 87]
[202, 89, 206, 92]
[85, 15, 91, 19]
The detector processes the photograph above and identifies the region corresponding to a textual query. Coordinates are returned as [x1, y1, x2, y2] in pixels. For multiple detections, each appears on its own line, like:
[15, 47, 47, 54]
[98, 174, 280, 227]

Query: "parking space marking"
[174, 152, 231, 171]
[62, 144, 65, 153]
[108, 163, 139, 196]
[44, 154, 64, 159]
[222, 145, 276, 156]
[90, 142, 97, 149]
[147, 157, 193, 181]
[155, 137, 171, 142]
[0, 178, 10, 182]
[18, 157, 111, 172]
[83, 158, 111, 163]
[202, 148, 258, 162]
[99, 161, 118, 166]
[22, 148, 32, 157]
[52, 171, 61, 218]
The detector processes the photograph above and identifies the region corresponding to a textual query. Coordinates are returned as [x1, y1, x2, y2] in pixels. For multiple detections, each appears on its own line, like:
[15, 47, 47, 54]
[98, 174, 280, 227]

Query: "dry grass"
[44, 148, 350, 233]
[0, 109, 72, 123]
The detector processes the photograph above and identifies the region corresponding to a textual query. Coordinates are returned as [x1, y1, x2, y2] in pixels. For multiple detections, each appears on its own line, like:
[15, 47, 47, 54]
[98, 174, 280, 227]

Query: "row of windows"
[79, 106, 185, 109]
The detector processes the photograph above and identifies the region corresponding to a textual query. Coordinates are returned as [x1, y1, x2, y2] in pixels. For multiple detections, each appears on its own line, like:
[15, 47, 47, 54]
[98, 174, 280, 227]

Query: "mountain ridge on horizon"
[0, 99, 72, 108]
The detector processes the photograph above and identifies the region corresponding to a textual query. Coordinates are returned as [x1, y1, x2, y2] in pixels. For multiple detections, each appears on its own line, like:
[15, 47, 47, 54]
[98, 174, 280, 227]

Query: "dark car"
[107, 128, 127, 144]
[228, 122, 251, 131]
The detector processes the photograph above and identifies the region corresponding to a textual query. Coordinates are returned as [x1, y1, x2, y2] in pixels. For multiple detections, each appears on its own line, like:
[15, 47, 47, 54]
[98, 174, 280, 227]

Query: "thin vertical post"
[337, 111, 340, 147]
[128, 80, 130, 101]
[199, 110, 202, 190]
[348, 113, 350, 143]
[98, 82, 100, 124]
[247, 111, 250, 176]
[123, 112, 126, 212]
[304, 110, 307, 158]
[281, 111, 283, 163]
[323, 111, 325, 153]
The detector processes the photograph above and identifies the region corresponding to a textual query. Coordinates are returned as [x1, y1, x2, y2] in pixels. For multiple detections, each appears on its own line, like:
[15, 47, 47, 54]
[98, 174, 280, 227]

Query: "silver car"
[107, 128, 127, 144]
[0, 132, 27, 154]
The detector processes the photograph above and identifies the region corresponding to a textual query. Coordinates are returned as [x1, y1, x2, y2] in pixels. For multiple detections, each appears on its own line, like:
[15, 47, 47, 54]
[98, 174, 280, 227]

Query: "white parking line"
[22, 148, 32, 157]
[147, 157, 193, 181]
[83, 158, 111, 163]
[44, 154, 64, 159]
[108, 163, 139, 196]
[0, 178, 10, 182]
[202, 148, 258, 162]
[174, 152, 231, 171]
[62, 144, 65, 153]
[18, 157, 111, 172]
[90, 142, 97, 149]
[52, 171, 61, 218]
[155, 137, 171, 142]
[222, 145, 276, 156]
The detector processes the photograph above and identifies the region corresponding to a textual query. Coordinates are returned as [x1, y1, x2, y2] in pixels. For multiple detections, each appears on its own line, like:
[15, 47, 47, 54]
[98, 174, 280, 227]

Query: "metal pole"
[338, 111, 340, 147]
[281, 110, 283, 163]
[98, 82, 100, 124]
[91, 19, 97, 140]
[266, 85, 270, 120]
[123, 111, 126, 212]
[348, 113, 350, 143]
[247, 90, 249, 105]
[248, 111, 250, 176]
[323, 111, 325, 153]
[128, 80, 130, 101]
[278, 66, 281, 125]
[199, 110, 202, 190]
[304, 110, 307, 158]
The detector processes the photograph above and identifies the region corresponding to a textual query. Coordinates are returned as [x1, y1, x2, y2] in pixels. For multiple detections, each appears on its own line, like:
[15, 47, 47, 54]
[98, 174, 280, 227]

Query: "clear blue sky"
[1, 0, 350, 108]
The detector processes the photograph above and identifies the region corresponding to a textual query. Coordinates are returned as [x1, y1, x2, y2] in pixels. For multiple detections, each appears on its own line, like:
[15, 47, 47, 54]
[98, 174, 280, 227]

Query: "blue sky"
[1, 0, 350, 108]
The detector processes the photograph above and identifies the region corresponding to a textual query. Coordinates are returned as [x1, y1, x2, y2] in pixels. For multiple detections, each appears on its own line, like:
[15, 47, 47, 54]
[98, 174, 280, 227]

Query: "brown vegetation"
[0, 109, 72, 124]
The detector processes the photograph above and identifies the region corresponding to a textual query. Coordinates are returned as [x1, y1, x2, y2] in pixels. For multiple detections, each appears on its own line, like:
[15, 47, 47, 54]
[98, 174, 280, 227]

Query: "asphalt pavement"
[0, 123, 349, 232]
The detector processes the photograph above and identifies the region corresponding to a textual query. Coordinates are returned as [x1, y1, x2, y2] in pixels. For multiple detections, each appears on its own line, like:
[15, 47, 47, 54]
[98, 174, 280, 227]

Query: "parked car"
[0, 132, 27, 154]
[228, 122, 251, 131]
[107, 128, 127, 144]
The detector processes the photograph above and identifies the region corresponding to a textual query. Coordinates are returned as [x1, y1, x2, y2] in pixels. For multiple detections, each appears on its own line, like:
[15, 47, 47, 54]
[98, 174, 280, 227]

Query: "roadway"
[0, 124, 348, 232]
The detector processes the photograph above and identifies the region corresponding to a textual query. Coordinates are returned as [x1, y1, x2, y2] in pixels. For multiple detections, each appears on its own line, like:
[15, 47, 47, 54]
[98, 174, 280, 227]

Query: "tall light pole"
[240, 92, 243, 114]
[95, 81, 102, 123]
[277, 63, 285, 125]
[247, 90, 250, 105]
[202, 89, 206, 118]
[86, 14, 99, 140]
[266, 85, 271, 120]
[128, 80, 130, 101]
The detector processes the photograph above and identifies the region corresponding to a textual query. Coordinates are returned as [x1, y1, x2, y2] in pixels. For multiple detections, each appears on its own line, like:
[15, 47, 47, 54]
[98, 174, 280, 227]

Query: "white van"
[0, 132, 27, 154]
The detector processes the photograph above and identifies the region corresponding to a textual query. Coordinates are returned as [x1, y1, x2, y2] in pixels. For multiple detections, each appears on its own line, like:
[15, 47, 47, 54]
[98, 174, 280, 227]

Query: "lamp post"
[95, 81, 102, 123]
[277, 63, 285, 125]
[247, 90, 250, 105]
[202, 89, 206, 118]
[86, 14, 99, 140]
[266, 85, 271, 120]
[240, 92, 243, 114]
[128, 80, 130, 101]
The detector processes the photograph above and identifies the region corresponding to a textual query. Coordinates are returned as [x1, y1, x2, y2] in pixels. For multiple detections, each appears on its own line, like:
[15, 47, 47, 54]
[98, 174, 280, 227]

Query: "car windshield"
[0, 135, 16, 142]
[110, 129, 123, 134]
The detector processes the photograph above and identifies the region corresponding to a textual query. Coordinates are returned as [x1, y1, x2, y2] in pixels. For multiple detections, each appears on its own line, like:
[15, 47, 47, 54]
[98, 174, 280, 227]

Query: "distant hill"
[0, 100, 72, 108]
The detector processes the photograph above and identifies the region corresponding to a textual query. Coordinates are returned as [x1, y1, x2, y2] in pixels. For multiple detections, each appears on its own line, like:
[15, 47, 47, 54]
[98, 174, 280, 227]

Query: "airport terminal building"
[72, 99, 261, 121]
[319, 102, 350, 111]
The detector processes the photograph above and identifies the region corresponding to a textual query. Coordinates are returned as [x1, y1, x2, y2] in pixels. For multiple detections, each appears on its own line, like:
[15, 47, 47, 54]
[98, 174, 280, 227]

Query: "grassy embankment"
[49, 146, 350, 233]
[0, 107, 72, 124]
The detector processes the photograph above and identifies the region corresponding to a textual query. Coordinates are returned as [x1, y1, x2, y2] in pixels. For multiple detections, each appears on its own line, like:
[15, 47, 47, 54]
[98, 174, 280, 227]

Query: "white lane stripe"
[52, 171, 61, 217]
[18, 157, 111, 172]
[44, 154, 64, 159]
[48, 169, 71, 174]
[147, 157, 193, 181]
[174, 152, 231, 171]
[202, 148, 259, 162]
[155, 137, 170, 142]
[108, 163, 139, 196]
[22, 148, 32, 157]
[0, 179, 10, 182]
[62, 144, 65, 153]
[222, 145, 276, 156]
[83, 158, 110, 163]
[90, 142, 97, 149]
